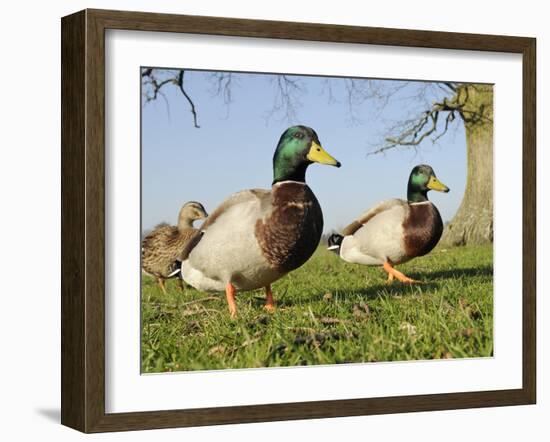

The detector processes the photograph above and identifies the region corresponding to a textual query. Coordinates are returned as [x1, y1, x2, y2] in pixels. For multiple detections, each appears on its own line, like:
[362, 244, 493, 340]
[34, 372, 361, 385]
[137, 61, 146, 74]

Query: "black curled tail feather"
[327, 233, 344, 253]
[167, 260, 182, 278]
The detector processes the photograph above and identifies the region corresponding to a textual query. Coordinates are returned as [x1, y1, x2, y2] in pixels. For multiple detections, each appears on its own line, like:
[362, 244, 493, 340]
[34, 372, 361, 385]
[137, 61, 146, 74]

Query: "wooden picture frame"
[61, 8, 536, 433]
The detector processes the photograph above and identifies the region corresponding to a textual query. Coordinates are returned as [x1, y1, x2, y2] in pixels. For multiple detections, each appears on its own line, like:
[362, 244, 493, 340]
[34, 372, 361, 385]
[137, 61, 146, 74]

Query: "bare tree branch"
[264, 75, 305, 123]
[320, 78, 338, 105]
[176, 70, 200, 128]
[210, 72, 234, 106]
[444, 82, 458, 92]
[141, 68, 200, 128]
[369, 83, 492, 155]
[141, 69, 489, 156]
[142, 69, 176, 103]
[432, 111, 455, 143]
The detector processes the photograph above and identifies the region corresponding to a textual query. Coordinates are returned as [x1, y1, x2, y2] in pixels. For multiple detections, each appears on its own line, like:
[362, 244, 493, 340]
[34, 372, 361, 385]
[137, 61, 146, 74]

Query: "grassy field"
[141, 244, 493, 373]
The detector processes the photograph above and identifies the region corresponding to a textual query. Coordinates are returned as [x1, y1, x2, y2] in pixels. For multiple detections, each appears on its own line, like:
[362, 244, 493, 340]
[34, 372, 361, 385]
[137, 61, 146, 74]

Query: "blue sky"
[142, 70, 467, 232]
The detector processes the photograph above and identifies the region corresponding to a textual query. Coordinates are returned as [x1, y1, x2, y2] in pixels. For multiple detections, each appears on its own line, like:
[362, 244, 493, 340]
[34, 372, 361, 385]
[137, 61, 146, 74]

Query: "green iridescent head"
[407, 164, 450, 202]
[272, 126, 341, 184]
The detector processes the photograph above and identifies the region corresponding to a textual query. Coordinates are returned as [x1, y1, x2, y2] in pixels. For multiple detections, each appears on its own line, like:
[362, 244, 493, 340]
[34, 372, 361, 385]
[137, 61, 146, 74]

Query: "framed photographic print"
[61, 9, 536, 433]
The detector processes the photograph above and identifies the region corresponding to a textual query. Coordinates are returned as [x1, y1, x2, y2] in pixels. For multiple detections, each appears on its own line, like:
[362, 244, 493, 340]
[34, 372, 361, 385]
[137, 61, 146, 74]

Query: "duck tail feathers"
[327, 233, 344, 253]
[167, 260, 182, 278]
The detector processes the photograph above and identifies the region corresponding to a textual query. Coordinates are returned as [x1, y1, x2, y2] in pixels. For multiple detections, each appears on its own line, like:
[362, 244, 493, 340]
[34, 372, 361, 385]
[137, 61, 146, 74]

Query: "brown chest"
[255, 182, 323, 273]
[402, 202, 444, 258]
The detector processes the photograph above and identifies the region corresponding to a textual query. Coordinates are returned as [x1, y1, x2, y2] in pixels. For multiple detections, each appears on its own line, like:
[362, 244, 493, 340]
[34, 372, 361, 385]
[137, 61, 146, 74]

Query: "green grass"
[141, 244, 493, 373]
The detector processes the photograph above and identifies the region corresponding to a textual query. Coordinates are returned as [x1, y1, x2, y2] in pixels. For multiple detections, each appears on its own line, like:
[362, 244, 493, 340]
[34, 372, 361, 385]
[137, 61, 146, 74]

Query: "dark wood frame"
[61, 8, 536, 433]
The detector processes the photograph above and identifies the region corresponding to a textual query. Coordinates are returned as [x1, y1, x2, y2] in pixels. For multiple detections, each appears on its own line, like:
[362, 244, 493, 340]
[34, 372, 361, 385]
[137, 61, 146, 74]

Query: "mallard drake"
[142, 201, 208, 293]
[328, 164, 449, 283]
[180, 126, 341, 317]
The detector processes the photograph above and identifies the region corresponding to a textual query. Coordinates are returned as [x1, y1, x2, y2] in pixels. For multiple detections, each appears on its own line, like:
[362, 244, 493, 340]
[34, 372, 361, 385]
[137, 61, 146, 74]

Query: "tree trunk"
[441, 84, 493, 246]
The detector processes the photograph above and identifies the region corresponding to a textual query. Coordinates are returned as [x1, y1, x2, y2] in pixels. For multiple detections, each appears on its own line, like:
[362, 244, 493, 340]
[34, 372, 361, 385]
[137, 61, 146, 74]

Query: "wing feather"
[342, 199, 407, 236]
[180, 189, 271, 260]
[142, 225, 200, 277]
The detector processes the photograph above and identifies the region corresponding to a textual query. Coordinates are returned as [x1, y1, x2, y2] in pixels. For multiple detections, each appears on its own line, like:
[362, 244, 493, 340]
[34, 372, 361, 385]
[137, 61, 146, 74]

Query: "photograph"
[140, 67, 494, 373]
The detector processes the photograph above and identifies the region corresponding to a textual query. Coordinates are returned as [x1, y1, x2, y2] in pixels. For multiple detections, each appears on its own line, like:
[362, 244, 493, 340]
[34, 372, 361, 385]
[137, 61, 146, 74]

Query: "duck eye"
[294, 132, 304, 139]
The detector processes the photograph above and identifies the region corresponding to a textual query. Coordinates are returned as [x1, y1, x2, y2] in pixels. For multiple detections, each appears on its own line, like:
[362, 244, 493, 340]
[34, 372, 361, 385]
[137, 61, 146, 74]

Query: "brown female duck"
[142, 201, 208, 293]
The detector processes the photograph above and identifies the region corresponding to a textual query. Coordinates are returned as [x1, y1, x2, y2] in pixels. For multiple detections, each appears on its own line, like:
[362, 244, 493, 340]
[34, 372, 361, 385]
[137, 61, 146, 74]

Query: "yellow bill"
[427, 175, 450, 192]
[307, 141, 341, 167]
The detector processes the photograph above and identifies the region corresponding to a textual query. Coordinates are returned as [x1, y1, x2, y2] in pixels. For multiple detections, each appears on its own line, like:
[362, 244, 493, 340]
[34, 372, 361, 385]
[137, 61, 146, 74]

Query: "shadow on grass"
[335, 282, 439, 301]
[274, 282, 437, 306]
[415, 265, 493, 280]
[144, 266, 494, 310]
[275, 265, 493, 307]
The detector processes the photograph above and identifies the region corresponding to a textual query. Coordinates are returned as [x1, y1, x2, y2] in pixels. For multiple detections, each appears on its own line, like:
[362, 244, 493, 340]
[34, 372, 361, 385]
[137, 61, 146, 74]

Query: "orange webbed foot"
[383, 261, 422, 285]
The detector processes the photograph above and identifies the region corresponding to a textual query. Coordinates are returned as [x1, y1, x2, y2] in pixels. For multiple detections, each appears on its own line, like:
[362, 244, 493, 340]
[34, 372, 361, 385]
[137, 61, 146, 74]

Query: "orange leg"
[386, 272, 395, 285]
[264, 285, 276, 312]
[225, 283, 238, 318]
[158, 278, 167, 294]
[382, 261, 421, 284]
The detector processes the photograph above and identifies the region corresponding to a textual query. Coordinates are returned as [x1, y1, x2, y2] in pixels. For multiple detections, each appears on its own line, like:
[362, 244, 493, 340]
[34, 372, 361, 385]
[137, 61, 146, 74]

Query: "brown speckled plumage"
[402, 202, 444, 258]
[142, 226, 200, 278]
[141, 202, 208, 290]
[177, 125, 341, 316]
[255, 182, 323, 272]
